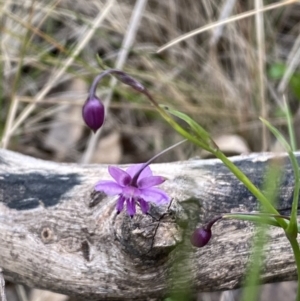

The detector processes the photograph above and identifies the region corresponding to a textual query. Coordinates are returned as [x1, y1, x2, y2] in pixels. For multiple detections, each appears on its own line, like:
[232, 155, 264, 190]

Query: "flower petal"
[108, 166, 131, 186]
[137, 176, 166, 189]
[138, 198, 150, 214]
[126, 198, 136, 217]
[126, 163, 152, 179]
[116, 196, 126, 213]
[139, 187, 170, 205]
[94, 180, 122, 195]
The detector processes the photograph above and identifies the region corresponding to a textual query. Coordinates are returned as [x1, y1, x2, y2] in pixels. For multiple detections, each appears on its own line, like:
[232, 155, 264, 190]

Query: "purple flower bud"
[190, 227, 212, 248]
[114, 71, 145, 93]
[82, 95, 105, 133]
[190, 216, 222, 248]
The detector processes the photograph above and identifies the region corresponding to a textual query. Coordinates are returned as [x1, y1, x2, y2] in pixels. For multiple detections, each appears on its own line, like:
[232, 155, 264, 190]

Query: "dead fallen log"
[0, 268, 7, 301]
[0, 149, 299, 300]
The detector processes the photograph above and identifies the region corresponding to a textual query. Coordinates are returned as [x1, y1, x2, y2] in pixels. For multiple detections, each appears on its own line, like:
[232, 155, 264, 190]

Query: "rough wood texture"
[0, 149, 299, 300]
[0, 269, 7, 301]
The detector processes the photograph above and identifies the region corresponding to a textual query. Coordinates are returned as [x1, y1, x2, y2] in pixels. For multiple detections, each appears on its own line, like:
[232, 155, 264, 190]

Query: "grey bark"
[0, 149, 299, 300]
[0, 269, 7, 301]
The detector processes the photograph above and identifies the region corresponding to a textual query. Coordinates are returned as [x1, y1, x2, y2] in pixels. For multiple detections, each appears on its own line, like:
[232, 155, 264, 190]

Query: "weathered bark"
[0, 269, 7, 301]
[0, 149, 299, 300]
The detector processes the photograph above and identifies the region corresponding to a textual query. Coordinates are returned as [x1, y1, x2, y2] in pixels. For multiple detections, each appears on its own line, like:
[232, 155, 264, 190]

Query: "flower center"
[122, 186, 140, 199]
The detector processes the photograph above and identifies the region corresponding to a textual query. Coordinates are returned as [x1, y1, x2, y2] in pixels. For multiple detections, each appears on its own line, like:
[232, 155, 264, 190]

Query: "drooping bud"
[112, 70, 145, 93]
[190, 216, 222, 248]
[190, 227, 211, 248]
[83, 70, 157, 134]
[82, 95, 105, 133]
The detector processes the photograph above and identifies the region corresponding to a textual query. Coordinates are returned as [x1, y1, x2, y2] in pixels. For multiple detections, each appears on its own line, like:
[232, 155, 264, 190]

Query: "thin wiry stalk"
[283, 95, 297, 151]
[288, 237, 300, 301]
[209, 0, 236, 47]
[157, 0, 297, 53]
[0, 0, 13, 68]
[277, 33, 300, 94]
[1, 0, 35, 149]
[80, 0, 148, 164]
[0, 0, 114, 147]
[1, 0, 299, 164]
[3, 10, 68, 55]
[17, 95, 248, 117]
[2, 0, 61, 148]
[2, 0, 94, 78]
[255, 0, 268, 151]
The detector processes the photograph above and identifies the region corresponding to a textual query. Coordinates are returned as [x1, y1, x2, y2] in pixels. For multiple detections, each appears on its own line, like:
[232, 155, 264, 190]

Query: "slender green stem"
[91, 69, 214, 152]
[102, 70, 286, 230]
[287, 152, 300, 237]
[223, 213, 289, 228]
[161, 106, 211, 142]
[214, 151, 288, 229]
[142, 90, 215, 152]
[288, 237, 300, 301]
[152, 105, 286, 229]
[283, 97, 297, 151]
[260, 118, 300, 236]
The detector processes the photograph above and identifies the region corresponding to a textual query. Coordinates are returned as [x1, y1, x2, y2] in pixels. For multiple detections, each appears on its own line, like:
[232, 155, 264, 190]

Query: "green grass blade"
[283, 99, 297, 151]
[223, 213, 286, 228]
[241, 162, 282, 301]
[260, 117, 300, 237]
[160, 105, 219, 151]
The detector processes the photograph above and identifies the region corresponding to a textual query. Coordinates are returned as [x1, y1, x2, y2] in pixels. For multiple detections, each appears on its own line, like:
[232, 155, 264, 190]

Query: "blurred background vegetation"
[1, 0, 300, 166]
[1, 0, 300, 300]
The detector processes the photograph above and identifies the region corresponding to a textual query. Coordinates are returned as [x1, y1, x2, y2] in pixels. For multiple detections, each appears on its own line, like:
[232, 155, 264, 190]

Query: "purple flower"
[94, 163, 169, 217]
[82, 95, 105, 133]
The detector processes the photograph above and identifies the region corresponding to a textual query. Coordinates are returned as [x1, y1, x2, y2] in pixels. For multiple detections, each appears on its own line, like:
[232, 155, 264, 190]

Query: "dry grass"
[1, 0, 300, 164]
